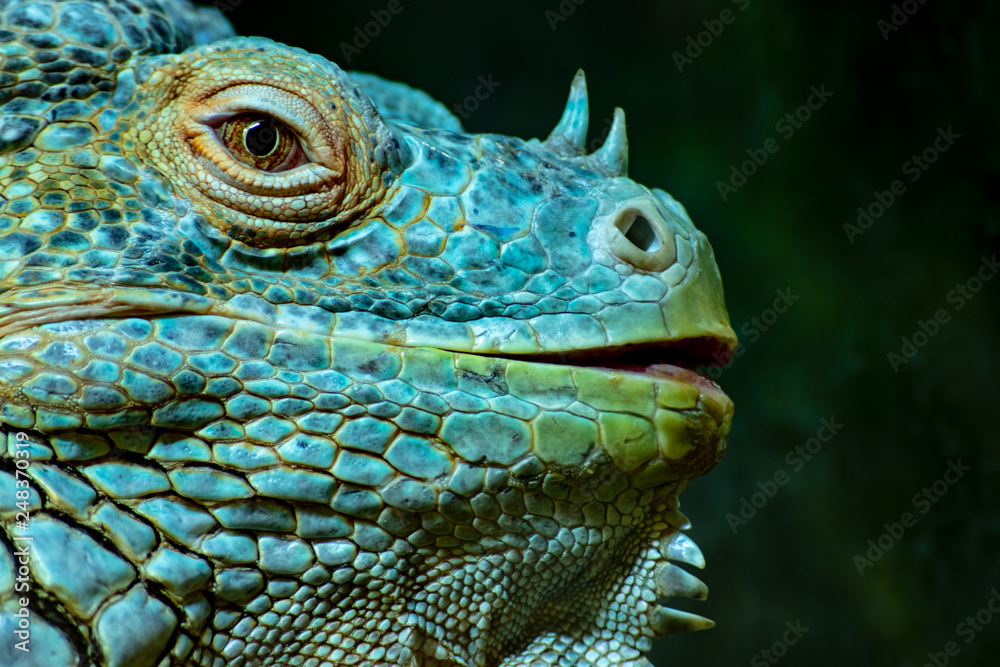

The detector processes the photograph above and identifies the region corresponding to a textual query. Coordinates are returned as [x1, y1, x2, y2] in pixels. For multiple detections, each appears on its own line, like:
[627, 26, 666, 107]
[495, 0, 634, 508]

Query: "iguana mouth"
[521, 337, 732, 386]
[0, 286, 733, 375]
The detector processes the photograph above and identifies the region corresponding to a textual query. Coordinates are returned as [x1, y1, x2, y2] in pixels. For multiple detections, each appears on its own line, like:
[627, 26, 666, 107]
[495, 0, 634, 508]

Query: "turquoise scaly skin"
[0, 1, 737, 665]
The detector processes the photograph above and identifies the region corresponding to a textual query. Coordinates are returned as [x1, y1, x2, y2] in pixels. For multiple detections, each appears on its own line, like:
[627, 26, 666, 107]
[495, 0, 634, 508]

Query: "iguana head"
[0, 2, 735, 665]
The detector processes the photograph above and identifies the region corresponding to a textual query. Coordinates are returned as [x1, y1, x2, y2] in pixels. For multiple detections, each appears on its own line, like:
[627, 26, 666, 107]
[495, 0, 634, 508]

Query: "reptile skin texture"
[0, 1, 737, 665]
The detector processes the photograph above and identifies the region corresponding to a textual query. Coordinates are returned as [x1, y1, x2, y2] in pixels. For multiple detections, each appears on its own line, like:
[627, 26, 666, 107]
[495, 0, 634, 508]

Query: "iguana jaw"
[0, 314, 730, 653]
[0, 283, 734, 481]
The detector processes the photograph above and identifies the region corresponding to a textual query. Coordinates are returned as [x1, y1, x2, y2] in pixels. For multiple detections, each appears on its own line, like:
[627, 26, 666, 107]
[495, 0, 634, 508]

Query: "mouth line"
[491, 338, 731, 386]
[512, 338, 729, 371]
[0, 289, 732, 388]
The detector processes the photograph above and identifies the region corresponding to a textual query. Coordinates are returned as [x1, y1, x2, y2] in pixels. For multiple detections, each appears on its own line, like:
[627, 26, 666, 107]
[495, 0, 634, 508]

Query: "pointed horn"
[544, 69, 589, 156]
[664, 509, 692, 530]
[655, 563, 709, 600]
[649, 606, 715, 637]
[661, 532, 706, 569]
[587, 107, 628, 177]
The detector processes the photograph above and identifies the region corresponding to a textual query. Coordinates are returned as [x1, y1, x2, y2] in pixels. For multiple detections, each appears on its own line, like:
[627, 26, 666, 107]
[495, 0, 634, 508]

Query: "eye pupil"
[244, 119, 279, 157]
[220, 113, 302, 172]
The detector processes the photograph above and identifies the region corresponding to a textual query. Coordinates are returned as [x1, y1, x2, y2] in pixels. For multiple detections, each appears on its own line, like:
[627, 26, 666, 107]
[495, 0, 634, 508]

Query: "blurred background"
[229, 1, 999, 664]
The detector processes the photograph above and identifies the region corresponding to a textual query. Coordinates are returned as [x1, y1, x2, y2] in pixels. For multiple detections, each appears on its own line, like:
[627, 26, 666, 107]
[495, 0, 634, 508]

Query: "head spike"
[587, 107, 628, 177]
[649, 606, 715, 637]
[543, 69, 589, 156]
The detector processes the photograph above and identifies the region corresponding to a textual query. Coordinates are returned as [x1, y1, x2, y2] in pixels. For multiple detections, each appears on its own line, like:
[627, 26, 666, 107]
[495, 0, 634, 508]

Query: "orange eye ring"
[123, 41, 410, 247]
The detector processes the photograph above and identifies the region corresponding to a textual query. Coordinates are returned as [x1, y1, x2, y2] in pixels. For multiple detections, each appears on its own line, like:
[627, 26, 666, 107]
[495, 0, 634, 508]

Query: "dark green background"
[228, 1, 999, 664]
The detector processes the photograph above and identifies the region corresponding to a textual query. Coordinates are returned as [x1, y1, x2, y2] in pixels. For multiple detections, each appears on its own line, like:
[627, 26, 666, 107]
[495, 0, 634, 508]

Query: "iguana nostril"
[603, 204, 678, 271]
[624, 214, 661, 252]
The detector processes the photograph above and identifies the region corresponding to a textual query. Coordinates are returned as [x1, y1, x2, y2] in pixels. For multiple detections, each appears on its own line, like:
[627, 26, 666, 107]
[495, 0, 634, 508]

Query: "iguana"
[0, 1, 737, 665]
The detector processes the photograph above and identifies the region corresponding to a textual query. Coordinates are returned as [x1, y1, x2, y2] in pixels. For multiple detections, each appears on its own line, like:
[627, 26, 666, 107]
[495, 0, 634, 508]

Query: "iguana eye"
[124, 50, 410, 247]
[219, 113, 306, 172]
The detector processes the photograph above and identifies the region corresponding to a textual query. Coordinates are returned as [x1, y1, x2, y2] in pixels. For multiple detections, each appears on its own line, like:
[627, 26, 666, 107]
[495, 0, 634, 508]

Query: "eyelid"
[189, 84, 335, 167]
[191, 84, 316, 127]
